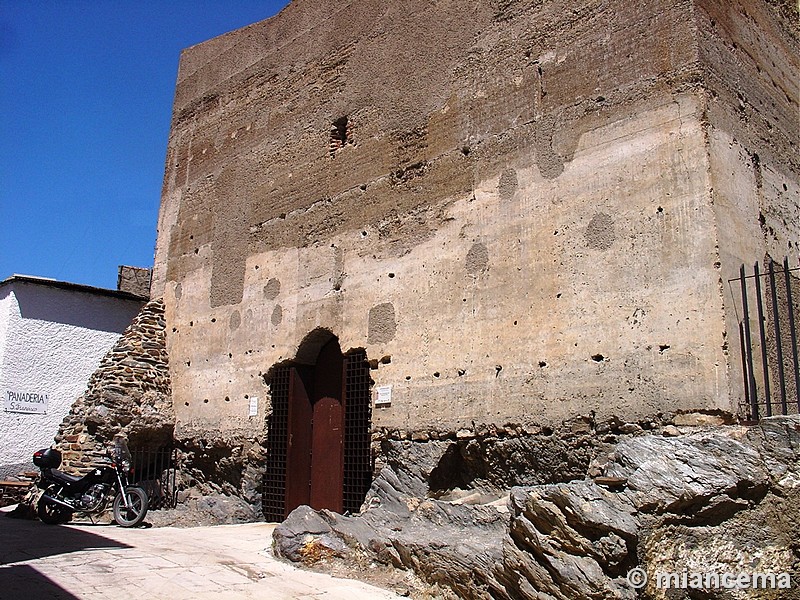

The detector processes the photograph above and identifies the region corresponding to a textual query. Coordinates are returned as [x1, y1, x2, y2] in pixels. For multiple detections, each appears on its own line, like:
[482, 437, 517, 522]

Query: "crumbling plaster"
[153, 0, 799, 440]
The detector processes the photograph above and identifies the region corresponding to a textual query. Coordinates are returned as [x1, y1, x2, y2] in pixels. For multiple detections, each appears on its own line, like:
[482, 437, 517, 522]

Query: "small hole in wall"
[657, 206, 664, 214]
[539, 361, 547, 368]
[458, 369, 466, 376]
[461, 146, 471, 156]
[184, 402, 189, 406]
[228, 353, 233, 359]
[194, 248, 199, 254]
[556, 293, 562, 298]
[203, 398, 209, 403]
[330, 116, 352, 156]
[225, 396, 230, 402]
[433, 372, 440, 378]
[405, 376, 412, 381]
[513, 320, 518, 325]
[211, 318, 216, 323]
[244, 394, 249, 399]
[361, 231, 368, 237]
[360, 184, 367, 191]
[388, 273, 395, 278]
[189, 321, 194, 327]
[591, 354, 605, 362]
[783, 183, 788, 191]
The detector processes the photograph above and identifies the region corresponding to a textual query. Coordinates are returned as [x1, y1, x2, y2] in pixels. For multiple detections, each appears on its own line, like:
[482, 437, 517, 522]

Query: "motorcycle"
[33, 437, 149, 527]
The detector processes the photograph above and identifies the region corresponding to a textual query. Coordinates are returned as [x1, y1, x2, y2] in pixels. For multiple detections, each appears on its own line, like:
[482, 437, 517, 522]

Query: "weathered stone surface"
[53, 299, 174, 474]
[604, 432, 771, 515]
[274, 416, 800, 600]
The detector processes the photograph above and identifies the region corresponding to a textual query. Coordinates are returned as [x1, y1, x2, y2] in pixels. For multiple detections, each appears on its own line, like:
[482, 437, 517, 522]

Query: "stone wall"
[151, 0, 799, 443]
[54, 299, 173, 473]
[117, 265, 152, 298]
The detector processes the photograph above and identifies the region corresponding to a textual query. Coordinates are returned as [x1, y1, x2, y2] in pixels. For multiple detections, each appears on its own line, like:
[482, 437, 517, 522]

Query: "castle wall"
[153, 0, 798, 439]
[696, 0, 800, 406]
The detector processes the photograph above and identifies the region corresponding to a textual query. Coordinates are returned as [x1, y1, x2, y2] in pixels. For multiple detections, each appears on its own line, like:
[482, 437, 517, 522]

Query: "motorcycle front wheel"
[37, 497, 72, 525]
[112, 486, 149, 528]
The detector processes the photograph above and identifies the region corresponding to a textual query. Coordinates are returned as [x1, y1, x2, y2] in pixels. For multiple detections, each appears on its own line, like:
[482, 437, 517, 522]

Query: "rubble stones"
[53, 299, 174, 473]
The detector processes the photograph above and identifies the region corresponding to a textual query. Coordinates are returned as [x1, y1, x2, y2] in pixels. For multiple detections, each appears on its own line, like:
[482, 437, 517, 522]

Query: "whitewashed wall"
[0, 280, 144, 477]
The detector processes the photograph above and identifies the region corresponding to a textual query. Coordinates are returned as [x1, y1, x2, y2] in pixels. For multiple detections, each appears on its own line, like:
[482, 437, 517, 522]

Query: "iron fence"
[130, 446, 178, 510]
[730, 257, 799, 420]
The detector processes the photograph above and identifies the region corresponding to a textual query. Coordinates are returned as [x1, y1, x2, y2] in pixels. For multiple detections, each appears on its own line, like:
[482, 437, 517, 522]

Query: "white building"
[0, 274, 146, 478]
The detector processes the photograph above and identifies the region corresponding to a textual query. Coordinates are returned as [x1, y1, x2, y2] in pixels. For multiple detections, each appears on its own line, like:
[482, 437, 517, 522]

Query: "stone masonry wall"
[54, 299, 173, 474]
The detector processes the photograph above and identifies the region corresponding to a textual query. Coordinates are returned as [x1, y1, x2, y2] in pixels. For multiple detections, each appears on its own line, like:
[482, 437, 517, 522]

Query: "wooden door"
[308, 339, 345, 512]
[285, 366, 312, 513]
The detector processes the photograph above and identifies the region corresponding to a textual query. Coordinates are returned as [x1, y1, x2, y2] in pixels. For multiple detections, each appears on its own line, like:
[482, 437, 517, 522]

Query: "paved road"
[0, 507, 403, 600]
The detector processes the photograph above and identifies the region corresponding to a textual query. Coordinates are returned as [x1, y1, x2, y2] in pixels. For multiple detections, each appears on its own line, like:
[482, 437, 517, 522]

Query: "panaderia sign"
[3, 390, 49, 414]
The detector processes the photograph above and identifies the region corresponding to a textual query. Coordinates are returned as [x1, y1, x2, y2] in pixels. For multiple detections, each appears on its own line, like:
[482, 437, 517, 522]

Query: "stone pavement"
[0, 507, 404, 600]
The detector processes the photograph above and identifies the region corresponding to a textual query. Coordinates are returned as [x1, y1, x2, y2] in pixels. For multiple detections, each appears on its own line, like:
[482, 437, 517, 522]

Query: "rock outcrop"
[274, 416, 800, 599]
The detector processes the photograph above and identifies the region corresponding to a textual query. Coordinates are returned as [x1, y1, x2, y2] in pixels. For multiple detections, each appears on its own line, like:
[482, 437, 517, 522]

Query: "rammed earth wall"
[152, 0, 799, 443]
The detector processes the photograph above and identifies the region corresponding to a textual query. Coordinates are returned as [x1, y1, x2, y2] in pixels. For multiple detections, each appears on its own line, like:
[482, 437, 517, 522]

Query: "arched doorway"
[263, 332, 372, 521]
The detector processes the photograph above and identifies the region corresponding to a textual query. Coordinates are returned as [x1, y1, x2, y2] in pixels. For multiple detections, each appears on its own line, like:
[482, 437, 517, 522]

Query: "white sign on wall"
[375, 385, 392, 407]
[4, 390, 49, 414]
[249, 396, 259, 417]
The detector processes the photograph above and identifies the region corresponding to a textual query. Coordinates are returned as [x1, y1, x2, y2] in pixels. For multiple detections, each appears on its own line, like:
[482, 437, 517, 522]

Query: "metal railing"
[130, 446, 178, 510]
[731, 257, 799, 420]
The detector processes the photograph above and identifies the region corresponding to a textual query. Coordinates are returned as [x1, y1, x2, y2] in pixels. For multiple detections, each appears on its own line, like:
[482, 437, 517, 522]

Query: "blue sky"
[1, 0, 290, 289]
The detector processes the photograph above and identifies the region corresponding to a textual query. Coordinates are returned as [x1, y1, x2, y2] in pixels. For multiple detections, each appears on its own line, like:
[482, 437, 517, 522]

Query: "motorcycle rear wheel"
[113, 486, 148, 527]
[37, 497, 72, 525]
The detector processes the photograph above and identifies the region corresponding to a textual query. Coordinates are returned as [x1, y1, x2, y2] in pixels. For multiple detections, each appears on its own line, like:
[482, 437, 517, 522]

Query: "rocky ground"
[274, 415, 800, 600]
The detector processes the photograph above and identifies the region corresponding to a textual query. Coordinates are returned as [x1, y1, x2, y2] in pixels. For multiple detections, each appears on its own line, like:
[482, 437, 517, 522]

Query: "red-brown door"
[309, 397, 344, 512]
[283, 338, 346, 516]
[285, 367, 312, 513]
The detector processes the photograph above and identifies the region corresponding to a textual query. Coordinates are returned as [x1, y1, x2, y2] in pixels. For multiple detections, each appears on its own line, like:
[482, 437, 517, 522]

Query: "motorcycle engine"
[79, 483, 109, 511]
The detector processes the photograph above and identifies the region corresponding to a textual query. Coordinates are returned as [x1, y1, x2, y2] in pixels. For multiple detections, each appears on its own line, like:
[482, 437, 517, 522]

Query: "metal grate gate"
[263, 367, 290, 522]
[343, 350, 373, 515]
[731, 257, 800, 420]
[130, 446, 178, 510]
[262, 350, 373, 522]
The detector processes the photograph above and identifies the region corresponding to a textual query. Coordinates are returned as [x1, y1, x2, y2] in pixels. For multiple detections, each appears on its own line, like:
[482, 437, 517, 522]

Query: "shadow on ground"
[0, 564, 81, 600]
[1, 508, 133, 598]
[1, 510, 132, 565]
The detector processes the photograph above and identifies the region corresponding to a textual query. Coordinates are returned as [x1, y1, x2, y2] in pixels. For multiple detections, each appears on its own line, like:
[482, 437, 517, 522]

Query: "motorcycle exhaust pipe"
[41, 494, 76, 511]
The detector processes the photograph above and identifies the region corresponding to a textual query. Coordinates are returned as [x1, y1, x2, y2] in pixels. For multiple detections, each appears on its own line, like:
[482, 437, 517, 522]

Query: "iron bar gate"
[262, 350, 373, 522]
[130, 446, 178, 510]
[732, 257, 800, 420]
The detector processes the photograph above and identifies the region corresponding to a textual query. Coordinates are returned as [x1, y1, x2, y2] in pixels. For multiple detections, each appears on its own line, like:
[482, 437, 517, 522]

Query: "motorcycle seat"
[48, 470, 83, 484]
